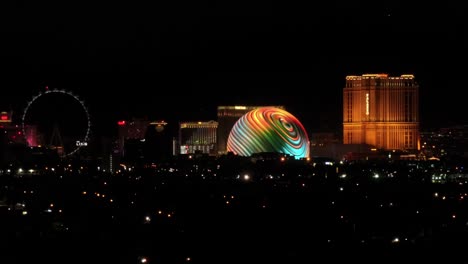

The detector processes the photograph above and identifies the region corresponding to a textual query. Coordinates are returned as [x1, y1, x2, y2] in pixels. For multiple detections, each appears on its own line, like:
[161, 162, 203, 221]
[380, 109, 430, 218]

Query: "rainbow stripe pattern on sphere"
[227, 107, 310, 159]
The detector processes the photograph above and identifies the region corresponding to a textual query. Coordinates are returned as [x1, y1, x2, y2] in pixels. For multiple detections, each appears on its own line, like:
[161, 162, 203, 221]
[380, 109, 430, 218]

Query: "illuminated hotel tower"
[343, 74, 419, 151]
[179, 120, 218, 155]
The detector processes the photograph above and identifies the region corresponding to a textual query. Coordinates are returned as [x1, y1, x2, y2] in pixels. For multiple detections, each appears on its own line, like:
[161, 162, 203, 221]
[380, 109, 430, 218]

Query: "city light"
[227, 107, 310, 159]
[0, 6, 465, 264]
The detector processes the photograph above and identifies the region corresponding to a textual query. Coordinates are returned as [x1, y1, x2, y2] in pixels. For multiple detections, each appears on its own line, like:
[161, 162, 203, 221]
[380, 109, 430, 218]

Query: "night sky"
[1, 1, 467, 137]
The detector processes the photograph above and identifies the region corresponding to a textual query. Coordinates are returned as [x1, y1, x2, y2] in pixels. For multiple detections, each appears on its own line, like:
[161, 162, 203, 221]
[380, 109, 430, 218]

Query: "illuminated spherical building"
[227, 107, 310, 159]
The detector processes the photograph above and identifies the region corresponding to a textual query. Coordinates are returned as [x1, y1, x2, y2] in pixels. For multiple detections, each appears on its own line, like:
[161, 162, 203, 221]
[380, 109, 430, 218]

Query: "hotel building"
[179, 120, 218, 155]
[343, 74, 419, 151]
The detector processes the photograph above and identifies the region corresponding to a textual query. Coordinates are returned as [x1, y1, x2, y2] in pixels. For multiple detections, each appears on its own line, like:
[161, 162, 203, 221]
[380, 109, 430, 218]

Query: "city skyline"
[2, 2, 467, 263]
[1, 71, 465, 138]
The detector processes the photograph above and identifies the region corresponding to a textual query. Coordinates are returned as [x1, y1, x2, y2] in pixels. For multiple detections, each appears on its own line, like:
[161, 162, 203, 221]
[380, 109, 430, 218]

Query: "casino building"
[179, 120, 218, 155]
[343, 74, 420, 151]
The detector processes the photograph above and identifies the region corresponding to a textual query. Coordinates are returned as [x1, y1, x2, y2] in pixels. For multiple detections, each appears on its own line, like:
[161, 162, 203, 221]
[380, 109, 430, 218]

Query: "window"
[404, 91, 413, 122]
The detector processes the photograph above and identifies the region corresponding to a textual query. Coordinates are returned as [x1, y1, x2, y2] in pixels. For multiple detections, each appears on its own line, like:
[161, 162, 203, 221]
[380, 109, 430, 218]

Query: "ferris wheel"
[21, 88, 91, 157]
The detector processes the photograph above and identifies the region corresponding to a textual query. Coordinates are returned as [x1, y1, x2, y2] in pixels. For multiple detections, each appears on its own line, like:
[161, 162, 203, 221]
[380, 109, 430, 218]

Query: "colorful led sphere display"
[227, 107, 310, 159]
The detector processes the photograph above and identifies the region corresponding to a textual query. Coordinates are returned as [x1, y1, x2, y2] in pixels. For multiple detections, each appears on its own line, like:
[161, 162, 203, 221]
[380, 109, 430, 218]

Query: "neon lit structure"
[217, 105, 285, 155]
[22, 89, 91, 157]
[227, 107, 309, 159]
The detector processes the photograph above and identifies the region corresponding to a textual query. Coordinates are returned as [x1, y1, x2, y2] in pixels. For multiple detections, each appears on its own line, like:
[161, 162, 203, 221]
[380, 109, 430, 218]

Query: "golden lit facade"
[179, 120, 218, 155]
[343, 74, 419, 151]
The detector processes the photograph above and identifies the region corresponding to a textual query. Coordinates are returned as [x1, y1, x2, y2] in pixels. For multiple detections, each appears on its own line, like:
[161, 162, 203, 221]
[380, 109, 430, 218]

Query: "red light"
[118, 120, 126, 126]
[18, 131, 22, 135]
[1, 115, 7, 120]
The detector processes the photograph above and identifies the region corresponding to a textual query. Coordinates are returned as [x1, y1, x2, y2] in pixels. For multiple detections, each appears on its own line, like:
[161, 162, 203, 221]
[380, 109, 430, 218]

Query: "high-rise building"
[217, 105, 285, 155]
[145, 120, 172, 162]
[116, 118, 151, 155]
[179, 121, 218, 155]
[114, 118, 173, 165]
[343, 73, 419, 151]
[0, 111, 11, 123]
[23, 125, 38, 147]
[0, 110, 32, 145]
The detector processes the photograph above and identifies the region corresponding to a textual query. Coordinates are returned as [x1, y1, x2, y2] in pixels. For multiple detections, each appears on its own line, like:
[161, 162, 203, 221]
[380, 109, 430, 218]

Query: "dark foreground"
[1, 160, 468, 263]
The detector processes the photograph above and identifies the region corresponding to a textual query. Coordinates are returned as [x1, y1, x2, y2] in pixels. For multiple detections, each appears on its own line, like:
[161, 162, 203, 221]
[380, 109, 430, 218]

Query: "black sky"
[1, 1, 467, 136]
